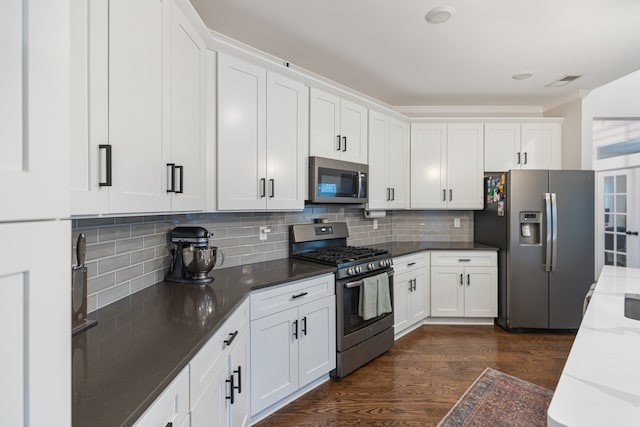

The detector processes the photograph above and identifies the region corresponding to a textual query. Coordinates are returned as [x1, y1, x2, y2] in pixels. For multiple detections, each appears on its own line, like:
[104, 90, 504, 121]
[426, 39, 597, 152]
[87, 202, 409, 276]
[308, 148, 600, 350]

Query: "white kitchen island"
[548, 266, 640, 427]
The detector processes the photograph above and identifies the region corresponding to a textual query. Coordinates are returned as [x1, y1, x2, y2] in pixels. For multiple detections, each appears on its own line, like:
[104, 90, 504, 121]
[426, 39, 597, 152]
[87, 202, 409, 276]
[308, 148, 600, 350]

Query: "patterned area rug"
[437, 367, 553, 427]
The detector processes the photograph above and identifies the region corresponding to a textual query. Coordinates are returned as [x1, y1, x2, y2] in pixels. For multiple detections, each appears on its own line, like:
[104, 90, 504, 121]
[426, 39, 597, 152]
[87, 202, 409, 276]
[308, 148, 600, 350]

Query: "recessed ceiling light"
[546, 75, 582, 87]
[425, 6, 456, 24]
[512, 71, 535, 80]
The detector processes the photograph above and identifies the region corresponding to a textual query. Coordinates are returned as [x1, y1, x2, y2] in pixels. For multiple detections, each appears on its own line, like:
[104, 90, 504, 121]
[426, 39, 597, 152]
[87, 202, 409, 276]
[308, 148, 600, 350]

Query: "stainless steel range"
[290, 221, 394, 378]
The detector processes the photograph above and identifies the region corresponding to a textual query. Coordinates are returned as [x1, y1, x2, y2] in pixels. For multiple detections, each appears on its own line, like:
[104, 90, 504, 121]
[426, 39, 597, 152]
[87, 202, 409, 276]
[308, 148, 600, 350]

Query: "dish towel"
[376, 272, 392, 316]
[358, 275, 379, 320]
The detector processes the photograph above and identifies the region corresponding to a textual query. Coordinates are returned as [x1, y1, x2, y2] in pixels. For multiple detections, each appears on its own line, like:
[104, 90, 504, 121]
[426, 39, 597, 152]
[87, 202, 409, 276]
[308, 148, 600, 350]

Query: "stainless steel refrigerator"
[474, 170, 594, 330]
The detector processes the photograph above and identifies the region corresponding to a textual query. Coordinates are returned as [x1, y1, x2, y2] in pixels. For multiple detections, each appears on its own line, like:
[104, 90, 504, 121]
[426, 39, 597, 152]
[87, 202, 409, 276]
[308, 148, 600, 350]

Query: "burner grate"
[295, 246, 388, 265]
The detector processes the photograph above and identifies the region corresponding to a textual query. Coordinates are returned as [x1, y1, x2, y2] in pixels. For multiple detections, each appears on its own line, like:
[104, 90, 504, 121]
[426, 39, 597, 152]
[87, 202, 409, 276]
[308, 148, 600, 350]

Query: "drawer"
[250, 273, 335, 320]
[190, 298, 249, 405]
[393, 252, 428, 273]
[134, 366, 189, 427]
[430, 251, 497, 267]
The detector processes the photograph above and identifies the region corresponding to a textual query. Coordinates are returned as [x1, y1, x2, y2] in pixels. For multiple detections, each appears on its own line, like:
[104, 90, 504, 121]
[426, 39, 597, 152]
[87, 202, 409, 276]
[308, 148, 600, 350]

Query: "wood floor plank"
[254, 325, 575, 426]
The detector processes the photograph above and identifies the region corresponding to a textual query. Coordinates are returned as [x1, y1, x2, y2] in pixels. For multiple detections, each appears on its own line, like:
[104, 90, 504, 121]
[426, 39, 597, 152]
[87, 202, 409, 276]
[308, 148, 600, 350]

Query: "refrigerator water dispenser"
[519, 212, 541, 245]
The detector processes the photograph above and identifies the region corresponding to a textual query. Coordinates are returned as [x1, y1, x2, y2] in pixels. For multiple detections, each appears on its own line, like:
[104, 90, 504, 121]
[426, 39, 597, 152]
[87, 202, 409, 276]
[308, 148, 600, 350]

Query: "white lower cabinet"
[134, 366, 190, 427]
[393, 252, 430, 336]
[190, 298, 250, 427]
[250, 274, 336, 419]
[430, 251, 497, 318]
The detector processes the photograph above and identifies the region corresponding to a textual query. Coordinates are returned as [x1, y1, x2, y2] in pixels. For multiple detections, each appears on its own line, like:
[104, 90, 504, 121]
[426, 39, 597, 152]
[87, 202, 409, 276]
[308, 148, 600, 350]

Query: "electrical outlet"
[373, 219, 378, 230]
[454, 218, 461, 228]
[259, 226, 271, 241]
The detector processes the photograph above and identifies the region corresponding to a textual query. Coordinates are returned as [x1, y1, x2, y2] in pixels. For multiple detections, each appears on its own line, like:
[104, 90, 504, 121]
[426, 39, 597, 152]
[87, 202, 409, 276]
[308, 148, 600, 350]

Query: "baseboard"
[423, 317, 495, 326]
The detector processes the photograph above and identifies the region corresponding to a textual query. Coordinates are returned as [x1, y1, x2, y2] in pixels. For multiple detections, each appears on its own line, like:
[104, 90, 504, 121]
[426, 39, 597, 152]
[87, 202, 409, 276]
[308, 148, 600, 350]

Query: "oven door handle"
[344, 271, 394, 288]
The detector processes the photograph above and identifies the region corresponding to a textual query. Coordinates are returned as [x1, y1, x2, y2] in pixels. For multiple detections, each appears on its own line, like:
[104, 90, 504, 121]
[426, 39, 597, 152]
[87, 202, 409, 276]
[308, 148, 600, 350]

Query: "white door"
[484, 123, 521, 172]
[464, 267, 497, 317]
[250, 307, 298, 416]
[430, 267, 464, 317]
[217, 54, 266, 210]
[388, 119, 409, 209]
[108, 0, 169, 213]
[309, 88, 341, 160]
[409, 269, 429, 323]
[367, 111, 390, 209]
[298, 296, 336, 387]
[189, 354, 228, 427]
[339, 99, 368, 163]
[410, 123, 447, 209]
[229, 328, 251, 427]
[166, 0, 206, 212]
[521, 122, 561, 169]
[1, 0, 70, 221]
[447, 123, 484, 209]
[0, 221, 70, 426]
[597, 169, 640, 270]
[393, 271, 411, 333]
[266, 72, 308, 211]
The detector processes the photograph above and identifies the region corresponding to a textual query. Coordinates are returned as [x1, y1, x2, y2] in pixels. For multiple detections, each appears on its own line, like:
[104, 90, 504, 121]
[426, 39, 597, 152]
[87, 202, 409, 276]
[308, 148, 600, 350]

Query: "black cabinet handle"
[291, 291, 308, 299]
[293, 319, 298, 339]
[467, 274, 470, 286]
[408, 279, 412, 292]
[407, 262, 417, 267]
[226, 374, 235, 404]
[449, 189, 453, 202]
[224, 331, 238, 346]
[302, 316, 307, 336]
[442, 189, 446, 202]
[524, 152, 528, 165]
[391, 188, 395, 201]
[342, 136, 347, 152]
[233, 366, 242, 394]
[99, 145, 112, 187]
[269, 178, 275, 198]
[336, 135, 341, 151]
[166, 163, 176, 193]
[626, 231, 639, 236]
[387, 188, 391, 201]
[414, 279, 417, 291]
[260, 178, 266, 198]
[459, 274, 463, 285]
[166, 423, 173, 427]
[175, 165, 183, 194]
[517, 152, 521, 165]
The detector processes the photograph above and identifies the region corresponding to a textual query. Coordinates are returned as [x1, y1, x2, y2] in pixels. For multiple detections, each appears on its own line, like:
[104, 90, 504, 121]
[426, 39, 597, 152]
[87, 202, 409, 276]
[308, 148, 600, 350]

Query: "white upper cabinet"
[310, 88, 368, 164]
[1, 0, 70, 221]
[410, 122, 484, 209]
[70, 0, 207, 215]
[367, 111, 409, 210]
[484, 120, 561, 171]
[218, 53, 308, 211]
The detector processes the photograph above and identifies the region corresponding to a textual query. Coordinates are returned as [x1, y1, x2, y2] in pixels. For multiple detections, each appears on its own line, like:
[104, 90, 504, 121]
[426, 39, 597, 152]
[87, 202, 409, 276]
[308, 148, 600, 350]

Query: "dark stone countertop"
[368, 241, 499, 258]
[72, 259, 336, 427]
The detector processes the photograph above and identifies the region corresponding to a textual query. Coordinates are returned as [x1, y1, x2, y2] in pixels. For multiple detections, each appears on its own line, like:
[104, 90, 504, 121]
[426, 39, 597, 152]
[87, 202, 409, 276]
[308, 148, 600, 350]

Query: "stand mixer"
[165, 226, 224, 285]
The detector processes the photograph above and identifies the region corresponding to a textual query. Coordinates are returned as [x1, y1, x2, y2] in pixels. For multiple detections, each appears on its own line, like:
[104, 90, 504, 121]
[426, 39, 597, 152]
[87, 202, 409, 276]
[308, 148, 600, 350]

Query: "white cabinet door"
[464, 267, 497, 317]
[447, 123, 484, 209]
[521, 122, 561, 169]
[229, 327, 251, 427]
[410, 123, 447, 209]
[1, 0, 70, 221]
[388, 118, 410, 209]
[134, 367, 190, 427]
[340, 99, 368, 163]
[409, 268, 429, 323]
[218, 54, 267, 210]
[309, 88, 341, 159]
[165, 0, 206, 212]
[392, 270, 411, 332]
[367, 111, 390, 209]
[108, 0, 170, 214]
[250, 307, 298, 415]
[298, 296, 336, 387]
[190, 354, 228, 427]
[266, 72, 308, 211]
[0, 221, 70, 426]
[484, 123, 521, 172]
[431, 267, 465, 317]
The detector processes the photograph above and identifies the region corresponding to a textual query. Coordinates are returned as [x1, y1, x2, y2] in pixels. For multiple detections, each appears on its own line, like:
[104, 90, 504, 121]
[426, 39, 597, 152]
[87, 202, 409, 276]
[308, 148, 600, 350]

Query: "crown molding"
[393, 105, 544, 116]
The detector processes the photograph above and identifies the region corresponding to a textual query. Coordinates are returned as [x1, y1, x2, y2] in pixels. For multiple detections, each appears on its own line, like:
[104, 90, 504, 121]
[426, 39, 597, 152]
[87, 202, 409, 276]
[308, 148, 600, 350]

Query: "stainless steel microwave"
[308, 156, 368, 204]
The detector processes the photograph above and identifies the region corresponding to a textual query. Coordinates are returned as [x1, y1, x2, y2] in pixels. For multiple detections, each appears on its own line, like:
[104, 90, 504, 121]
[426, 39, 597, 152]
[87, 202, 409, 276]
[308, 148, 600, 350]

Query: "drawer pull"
[458, 259, 471, 262]
[459, 274, 463, 285]
[407, 262, 417, 266]
[291, 291, 308, 299]
[293, 319, 299, 339]
[226, 374, 235, 404]
[224, 330, 238, 346]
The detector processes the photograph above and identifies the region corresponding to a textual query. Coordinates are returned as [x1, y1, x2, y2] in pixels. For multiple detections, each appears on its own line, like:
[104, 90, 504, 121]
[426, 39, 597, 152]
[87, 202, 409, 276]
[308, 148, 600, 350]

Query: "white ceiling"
[189, 0, 640, 110]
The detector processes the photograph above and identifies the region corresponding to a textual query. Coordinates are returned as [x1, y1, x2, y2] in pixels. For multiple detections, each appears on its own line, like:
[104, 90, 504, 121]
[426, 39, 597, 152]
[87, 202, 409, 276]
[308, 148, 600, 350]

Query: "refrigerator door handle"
[544, 192, 552, 272]
[551, 192, 558, 271]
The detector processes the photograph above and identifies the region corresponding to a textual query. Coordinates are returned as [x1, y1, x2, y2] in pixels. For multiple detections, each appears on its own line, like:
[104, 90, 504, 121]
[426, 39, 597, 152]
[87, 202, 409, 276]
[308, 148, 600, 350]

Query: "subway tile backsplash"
[72, 206, 473, 313]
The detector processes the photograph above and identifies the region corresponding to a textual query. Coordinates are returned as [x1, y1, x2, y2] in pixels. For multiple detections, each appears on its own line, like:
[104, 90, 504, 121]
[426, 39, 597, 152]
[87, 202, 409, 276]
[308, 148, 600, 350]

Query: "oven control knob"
[355, 266, 362, 274]
[347, 267, 356, 276]
[378, 260, 386, 267]
[367, 263, 375, 270]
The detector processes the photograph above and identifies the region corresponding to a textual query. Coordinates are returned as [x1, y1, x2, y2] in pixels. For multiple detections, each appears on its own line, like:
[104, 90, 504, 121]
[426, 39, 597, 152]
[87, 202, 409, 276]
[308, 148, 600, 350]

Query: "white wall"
[581, 69, 640, 169]
[545, 98, 582, 169]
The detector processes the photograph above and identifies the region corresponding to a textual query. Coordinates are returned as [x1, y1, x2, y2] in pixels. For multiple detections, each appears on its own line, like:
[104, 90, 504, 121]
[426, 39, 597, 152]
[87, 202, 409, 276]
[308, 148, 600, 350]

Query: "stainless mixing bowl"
[182, 246, 223, 279]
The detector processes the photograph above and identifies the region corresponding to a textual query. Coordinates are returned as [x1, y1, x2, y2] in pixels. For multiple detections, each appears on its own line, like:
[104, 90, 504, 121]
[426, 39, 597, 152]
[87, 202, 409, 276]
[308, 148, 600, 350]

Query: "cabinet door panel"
[409, 269, 429, 322]
[230, 328, 251, 427]
[431, 267, 464, 317]
[0, 0, 70, 220]
[134, 367, 189, 427]
[108, 0, 169, 213]
[309, 88, 341, 159]
[266, 72, 308, 210]
[410, 124, 447, 208]
[388, 119, 409, 209]
[464, 267, 497, 317]
[447, 123, 484, 209]
[484, 123, 521, 172]
[340, 99, 368, 163]
[298, 296, 336, 387]
[367, 111, 389, 209]
[250, 307, 298, 416]
[393, 270, 411, 333]
[218, 54, 266, 210]
[521, 123, 561, 169]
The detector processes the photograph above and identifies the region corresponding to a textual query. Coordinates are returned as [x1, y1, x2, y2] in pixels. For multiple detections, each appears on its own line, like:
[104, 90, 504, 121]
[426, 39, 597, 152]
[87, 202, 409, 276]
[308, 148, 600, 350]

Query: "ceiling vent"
[546, 75, 582, 87]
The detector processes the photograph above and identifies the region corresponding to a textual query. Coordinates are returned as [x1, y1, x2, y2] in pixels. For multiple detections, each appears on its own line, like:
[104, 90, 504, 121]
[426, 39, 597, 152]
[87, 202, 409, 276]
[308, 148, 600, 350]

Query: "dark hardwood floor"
[254, 325, 575, 427]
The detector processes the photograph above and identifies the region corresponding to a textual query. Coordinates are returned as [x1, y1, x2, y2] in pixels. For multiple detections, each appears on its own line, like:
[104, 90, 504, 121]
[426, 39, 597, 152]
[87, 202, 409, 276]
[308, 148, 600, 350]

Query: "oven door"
[337, 268, 394, 352]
